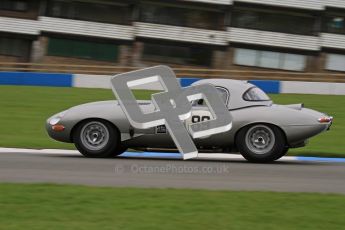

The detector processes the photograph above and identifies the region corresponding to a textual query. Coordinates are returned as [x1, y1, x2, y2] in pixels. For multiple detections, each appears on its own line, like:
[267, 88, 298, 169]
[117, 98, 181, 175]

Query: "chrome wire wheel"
[80, 121, 109, 151]
[245, 125, 275, 155]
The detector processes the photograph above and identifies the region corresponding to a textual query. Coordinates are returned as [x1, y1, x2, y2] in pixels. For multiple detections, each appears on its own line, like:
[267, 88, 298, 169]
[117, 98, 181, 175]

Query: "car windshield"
[243, 87, 270, 101]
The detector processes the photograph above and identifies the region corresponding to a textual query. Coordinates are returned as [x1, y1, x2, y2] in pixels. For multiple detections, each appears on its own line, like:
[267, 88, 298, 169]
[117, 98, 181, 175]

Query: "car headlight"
[49, 111, 67, 125]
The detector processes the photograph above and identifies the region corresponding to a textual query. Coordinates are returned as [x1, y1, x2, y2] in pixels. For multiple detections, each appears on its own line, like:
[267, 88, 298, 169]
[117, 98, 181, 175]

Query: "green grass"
[0, 183, 344, 230]
[0, 85, 344, 156]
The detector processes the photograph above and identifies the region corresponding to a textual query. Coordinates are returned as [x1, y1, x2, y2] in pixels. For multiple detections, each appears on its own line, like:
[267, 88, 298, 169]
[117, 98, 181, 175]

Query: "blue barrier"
[0, 72, 73, 87]
[180, 78, 200, 87]
[0, 72, 281, 94]
[179, 78, 281, 94]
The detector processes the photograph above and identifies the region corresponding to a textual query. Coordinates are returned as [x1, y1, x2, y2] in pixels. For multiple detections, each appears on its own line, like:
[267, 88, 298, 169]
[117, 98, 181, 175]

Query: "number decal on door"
[191, 115, 211, 123]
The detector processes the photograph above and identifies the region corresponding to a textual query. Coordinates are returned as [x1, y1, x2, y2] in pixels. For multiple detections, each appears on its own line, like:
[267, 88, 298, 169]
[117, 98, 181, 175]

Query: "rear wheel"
[236, 124, 286, 163]
[73, 120, 126, 158]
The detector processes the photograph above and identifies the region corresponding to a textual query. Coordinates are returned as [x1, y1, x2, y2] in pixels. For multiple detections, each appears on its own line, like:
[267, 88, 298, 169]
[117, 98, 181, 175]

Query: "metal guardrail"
[1, 62, 345, 82]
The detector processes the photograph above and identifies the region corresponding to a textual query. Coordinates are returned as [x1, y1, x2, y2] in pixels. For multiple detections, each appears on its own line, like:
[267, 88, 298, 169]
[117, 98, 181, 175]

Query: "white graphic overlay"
[111, 65, 232, 159]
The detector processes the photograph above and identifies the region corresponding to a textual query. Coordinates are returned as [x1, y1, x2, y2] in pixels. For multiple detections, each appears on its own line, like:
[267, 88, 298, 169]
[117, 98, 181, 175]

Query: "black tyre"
[270, 147, 289, 161]
[73, 120, 126, 158]
[236, 124, 286, 163]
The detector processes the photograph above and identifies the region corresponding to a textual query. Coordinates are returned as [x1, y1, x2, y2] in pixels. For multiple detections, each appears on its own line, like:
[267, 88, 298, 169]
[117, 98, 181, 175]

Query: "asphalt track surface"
[1, 150, 345, 194]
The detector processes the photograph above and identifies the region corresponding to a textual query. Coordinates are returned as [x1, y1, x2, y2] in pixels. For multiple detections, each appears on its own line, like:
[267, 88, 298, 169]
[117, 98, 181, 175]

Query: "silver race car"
[46, 79, 333, 163]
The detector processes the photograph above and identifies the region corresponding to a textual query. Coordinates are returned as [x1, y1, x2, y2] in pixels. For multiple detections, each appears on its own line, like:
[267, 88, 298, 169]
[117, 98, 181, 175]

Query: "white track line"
[0, 147, 78, 155]
[0, 147, 300, 162]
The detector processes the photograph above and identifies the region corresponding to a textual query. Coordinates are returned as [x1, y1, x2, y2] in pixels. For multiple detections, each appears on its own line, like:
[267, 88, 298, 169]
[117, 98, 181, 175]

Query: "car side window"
[243, 87, 270, 101]
[216, 87, 230, 105]
[192, 86, 229, 106]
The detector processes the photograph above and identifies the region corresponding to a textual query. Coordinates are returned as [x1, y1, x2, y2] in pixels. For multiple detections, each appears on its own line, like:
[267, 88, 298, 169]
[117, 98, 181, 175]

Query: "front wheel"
[73, 120, 126, 158]
[236, 124, 286, 163]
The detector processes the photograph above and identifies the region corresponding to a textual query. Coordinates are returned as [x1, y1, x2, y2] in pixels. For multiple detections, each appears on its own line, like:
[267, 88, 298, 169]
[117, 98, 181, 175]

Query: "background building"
[1, 0, 345, 73]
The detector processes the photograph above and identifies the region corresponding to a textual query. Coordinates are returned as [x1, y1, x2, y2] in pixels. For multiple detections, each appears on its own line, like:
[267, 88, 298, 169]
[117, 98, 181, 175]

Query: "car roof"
[191, 78, 272, 110]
